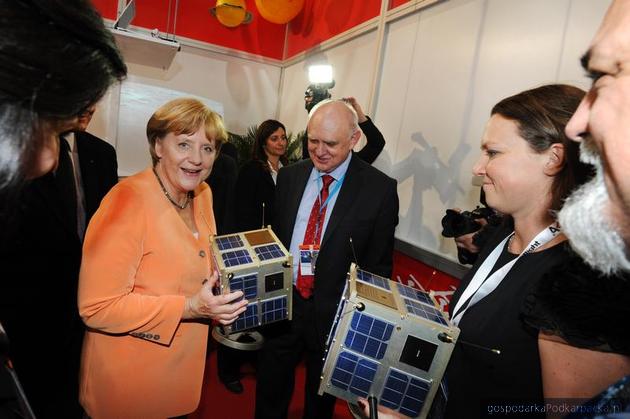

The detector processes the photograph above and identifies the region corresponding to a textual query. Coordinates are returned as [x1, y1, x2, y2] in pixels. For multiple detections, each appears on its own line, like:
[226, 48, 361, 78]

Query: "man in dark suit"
[0, 106, 118, 418]
[255, 100, 399, 419]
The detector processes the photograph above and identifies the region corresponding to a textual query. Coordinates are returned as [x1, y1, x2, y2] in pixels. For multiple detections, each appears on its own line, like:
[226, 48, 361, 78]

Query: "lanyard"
[313, 173, 345, 242]
[451, 223, 561, 326]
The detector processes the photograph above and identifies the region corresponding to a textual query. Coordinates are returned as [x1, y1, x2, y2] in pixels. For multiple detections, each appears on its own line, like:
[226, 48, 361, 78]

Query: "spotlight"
[305, 65, 335, 112]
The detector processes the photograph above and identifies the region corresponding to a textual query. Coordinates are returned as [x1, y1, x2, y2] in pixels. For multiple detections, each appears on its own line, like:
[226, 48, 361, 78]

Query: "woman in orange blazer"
[78, 98, 248, 418]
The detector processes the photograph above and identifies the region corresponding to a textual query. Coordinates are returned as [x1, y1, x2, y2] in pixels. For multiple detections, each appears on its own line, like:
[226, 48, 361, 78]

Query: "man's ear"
[350, 128, 362, 148]
[544, 143, 565, 176]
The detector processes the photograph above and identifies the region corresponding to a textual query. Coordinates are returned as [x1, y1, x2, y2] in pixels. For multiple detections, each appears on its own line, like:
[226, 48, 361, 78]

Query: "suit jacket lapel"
[76, 132, 98, 217]
[321, 154, 363, 248]
[284, 161, 312, 243]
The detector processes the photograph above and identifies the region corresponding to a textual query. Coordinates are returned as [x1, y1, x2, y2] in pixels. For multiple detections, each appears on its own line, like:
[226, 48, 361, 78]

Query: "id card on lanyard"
[451, 223, 561, 326]
[299, 174, 346, 274]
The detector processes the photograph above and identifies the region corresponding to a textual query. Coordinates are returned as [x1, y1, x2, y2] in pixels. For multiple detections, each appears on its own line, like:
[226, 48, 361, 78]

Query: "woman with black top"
[444, 84, 592, 419]
[217, 120, 288, 393]
[234, 120, 288, 231]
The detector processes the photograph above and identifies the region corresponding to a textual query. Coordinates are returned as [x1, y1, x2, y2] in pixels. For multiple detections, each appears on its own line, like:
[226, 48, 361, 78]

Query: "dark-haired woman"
[216, 120, 288, 392]
[234, 120, 288, 231]
[444, 84, 593, 419]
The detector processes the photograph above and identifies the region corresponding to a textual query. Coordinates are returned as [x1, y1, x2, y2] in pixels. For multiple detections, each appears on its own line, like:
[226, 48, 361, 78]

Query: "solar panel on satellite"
[229, 273, 258, 300]
[344, 312, 394, 360]
[261, 296, 287, 324]
[330, 351, 379, 398]
[380, 369, 430, 418]
[404, 298, 448, 326]
[356, 269, 391, 291]
[232, 303, 259, 332]
[397, 283, 433, 306]
[254, 243, 284, 261]
[221, 249, 253, 267]
[216, 235, 245, 251]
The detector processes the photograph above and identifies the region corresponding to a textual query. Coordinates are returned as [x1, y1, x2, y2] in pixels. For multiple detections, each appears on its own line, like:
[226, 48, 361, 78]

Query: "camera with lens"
[304, 81, 335, 112]
[441, 206, 498, 238]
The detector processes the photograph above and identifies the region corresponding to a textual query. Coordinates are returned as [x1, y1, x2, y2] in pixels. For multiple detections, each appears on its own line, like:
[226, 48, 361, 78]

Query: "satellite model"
[210, 227, 293, 349]
[319, 264, 459, 418]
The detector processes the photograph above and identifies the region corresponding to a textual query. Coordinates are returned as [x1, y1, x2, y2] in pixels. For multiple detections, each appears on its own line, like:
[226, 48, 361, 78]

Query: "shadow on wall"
[378, 132, 472, 250]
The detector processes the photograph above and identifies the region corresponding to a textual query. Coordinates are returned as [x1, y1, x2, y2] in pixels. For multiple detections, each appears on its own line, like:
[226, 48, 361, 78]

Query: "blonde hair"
[146, 98, 227, 166]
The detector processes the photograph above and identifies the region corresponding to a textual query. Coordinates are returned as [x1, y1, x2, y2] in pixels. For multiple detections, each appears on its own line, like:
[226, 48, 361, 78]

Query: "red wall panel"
[131, 0, 286, 60]
[285, 0, 382, 58]
[392, 250, 461, 313]
[91, 0, 118, 20]
[389, 0, 412, 9]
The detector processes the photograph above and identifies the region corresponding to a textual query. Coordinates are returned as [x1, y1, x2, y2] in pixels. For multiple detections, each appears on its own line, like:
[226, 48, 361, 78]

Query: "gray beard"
[558, 139, 630, 275]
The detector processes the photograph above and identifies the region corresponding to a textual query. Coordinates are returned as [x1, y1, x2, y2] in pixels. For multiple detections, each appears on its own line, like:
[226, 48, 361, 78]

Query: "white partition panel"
[371, 0, 610, 263]
[90, 44, 282, 176]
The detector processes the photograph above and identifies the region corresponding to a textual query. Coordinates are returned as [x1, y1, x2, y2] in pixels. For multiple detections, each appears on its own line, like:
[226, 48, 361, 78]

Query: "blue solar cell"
[221, 249, 253, 267]
[380, 368, 430, 418]
[261, 296, 287, 324]
[231, 303, 259, 332]
[356, 269, 391, 291]
[330, 351, 379, 398]
[229, 273, 258, 300]
[344, 312, 394, 360]
[397, 283, 433, 306]
[216, 235, 244, 251]
[254, 244, 284, 261]
[404, 298, 448, 326]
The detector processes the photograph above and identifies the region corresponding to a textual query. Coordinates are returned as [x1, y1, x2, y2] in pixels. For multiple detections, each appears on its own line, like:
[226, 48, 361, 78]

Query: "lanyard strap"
[313, 174, 345, 241]
[451, 223, 561, 326]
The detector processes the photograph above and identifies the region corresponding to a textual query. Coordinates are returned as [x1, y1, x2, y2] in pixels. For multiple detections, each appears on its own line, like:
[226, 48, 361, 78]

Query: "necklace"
[152, 168, 191, 210]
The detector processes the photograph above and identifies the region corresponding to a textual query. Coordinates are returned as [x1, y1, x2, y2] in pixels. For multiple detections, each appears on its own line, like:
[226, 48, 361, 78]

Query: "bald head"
[306, 100, 362, 173]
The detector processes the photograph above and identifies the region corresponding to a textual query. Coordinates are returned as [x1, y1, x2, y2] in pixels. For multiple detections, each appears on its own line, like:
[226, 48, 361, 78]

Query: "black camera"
[441, 206, 497, 238]
[304, 81, 335, 112]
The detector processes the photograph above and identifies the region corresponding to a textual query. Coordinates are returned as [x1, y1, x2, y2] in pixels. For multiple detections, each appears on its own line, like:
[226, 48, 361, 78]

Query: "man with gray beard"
[539, 0, 630, 416]
[558, 0, 630, 275]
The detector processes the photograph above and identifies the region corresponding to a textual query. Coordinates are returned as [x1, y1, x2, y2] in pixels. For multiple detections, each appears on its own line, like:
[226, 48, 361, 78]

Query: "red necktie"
[296, 174, 334, 299]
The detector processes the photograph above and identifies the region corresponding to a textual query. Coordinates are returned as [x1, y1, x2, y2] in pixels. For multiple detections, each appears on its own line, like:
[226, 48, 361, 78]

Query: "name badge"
[299, 244, 320, 276]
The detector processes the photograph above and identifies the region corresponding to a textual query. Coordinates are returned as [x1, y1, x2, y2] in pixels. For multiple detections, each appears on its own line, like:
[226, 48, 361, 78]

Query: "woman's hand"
[182, 271, 248, 324]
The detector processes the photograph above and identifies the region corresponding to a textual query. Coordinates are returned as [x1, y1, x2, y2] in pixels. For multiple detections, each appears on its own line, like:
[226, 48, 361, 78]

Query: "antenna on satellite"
[349, 237, 359, 269]
[261, 202, 265, 228]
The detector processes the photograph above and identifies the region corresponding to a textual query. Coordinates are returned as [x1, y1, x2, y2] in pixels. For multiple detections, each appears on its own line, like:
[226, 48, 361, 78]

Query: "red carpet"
[190, 343, 354, 419]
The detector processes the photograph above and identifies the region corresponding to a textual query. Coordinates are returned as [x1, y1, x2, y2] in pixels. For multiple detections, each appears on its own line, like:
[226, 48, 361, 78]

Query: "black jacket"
[273, 154, 399, 342]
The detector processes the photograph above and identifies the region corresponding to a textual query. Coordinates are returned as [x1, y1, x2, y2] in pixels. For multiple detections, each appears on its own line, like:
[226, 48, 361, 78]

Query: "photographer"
[442, 190, 504, 265]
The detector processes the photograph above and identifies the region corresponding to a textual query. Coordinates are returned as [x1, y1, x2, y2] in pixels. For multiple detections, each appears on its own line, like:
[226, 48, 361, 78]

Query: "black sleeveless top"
[445, 224, 571, 419]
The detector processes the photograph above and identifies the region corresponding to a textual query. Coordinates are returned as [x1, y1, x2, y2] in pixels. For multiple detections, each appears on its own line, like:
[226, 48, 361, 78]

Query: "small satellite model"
[210, 227, 293, 350]
[319, 264, 459, 418]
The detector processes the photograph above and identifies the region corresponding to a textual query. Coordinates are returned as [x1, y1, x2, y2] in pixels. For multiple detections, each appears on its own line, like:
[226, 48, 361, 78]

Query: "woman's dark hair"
[491, 84, 592, 213]
[0, 0, 127, 190]
[252, 119, 288, 170]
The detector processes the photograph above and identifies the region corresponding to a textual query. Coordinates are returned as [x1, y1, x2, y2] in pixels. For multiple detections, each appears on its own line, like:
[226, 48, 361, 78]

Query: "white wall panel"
[90, 45, 281, 176]
[371, 0, 610, 262]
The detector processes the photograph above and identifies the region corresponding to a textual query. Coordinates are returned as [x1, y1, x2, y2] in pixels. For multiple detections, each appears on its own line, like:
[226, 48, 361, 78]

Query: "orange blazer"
[78, 168, 216, 418]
